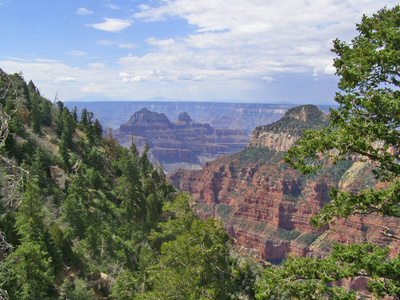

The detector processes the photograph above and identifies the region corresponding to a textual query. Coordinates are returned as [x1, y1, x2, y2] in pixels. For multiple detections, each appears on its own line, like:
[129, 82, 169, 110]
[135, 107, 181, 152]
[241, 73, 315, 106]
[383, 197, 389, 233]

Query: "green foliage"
[15, 183, 46, 242]
[216, 203, 234, 221]
[137, 194, 255, 299]
[10, 241, 57, 299]
[30, 94, 42, 134]
[256, 243, 400, 299]
[275, 228, 300, 241]
[0, 69, 256, 299]
[295, 232, 320, 247]
[256, 6, 400, 299]
[230, 146, 275, 166]
[109, 270, 136, 299]
[60, 276, 95, 300]
[261, 104, 330, 135]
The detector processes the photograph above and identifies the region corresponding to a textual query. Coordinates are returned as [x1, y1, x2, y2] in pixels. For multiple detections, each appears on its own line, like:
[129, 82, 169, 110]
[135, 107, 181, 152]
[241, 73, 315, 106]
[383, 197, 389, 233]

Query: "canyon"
[169, 105, 400, 264]
[112, 108, 250, 172]
[65, 100, 333, 134]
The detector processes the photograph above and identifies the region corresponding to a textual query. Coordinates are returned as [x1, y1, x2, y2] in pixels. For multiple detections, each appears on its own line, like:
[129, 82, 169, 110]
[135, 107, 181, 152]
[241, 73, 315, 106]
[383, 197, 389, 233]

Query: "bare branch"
[0, 69, 29, 209]
[381, 225, 400, 240]
[0, 232, 12, 300]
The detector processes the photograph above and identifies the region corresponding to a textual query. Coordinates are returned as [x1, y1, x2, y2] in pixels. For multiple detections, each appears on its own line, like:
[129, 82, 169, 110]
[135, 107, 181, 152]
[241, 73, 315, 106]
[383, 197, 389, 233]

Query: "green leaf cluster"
[257, 5, 400, 299]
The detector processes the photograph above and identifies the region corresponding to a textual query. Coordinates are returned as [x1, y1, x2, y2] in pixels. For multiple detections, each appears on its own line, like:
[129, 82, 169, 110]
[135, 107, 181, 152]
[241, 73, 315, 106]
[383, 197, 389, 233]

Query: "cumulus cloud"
[76, 8, 93, 15]
[88, 18, 132, 32]
[0, 58, 116, 100]
[132, 0, 396, 81]
[119, 72, 130, 77]
[3, 0, 397, 103]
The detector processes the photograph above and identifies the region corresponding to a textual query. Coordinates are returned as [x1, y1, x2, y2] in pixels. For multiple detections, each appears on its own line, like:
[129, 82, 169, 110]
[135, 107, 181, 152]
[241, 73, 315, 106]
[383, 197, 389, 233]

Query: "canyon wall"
[65, 100, 334, 135]
[169, 105, 400, 262]
[113, 108, 250, 172]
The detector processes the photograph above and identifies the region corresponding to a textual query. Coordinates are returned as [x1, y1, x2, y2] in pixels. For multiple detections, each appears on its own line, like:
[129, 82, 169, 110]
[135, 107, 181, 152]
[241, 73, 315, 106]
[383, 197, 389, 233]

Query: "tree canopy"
[0, 68, 257, 299]
[255, 5, 400, 299]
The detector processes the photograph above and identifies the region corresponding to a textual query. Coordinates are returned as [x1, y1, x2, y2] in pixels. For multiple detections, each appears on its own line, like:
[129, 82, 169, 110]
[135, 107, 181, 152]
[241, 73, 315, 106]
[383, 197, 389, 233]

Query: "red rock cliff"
[169, 105, 400, 263]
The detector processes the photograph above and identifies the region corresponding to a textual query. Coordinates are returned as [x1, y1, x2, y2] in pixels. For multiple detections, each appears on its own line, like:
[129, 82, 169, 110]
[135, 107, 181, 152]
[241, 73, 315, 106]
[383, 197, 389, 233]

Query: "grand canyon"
[112, 108, 250, 172]
[169, 105, 400, 267]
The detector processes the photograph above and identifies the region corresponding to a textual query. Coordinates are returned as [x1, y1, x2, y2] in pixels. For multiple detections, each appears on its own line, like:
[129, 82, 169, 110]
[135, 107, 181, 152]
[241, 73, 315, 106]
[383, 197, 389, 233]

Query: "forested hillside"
[1, 5, 399, 299]
[0, 69, 257, 299]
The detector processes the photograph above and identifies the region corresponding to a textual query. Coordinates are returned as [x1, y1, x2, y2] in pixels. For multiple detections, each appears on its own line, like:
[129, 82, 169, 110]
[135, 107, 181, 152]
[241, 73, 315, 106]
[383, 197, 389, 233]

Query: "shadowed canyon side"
[169, 105, 400, 263]
[113, 108, 250, 172]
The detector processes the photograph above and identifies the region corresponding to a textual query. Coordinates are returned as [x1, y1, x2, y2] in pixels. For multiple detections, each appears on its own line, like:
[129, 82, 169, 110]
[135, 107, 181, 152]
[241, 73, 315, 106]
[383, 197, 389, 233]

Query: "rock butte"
[113, 108, 250, 173]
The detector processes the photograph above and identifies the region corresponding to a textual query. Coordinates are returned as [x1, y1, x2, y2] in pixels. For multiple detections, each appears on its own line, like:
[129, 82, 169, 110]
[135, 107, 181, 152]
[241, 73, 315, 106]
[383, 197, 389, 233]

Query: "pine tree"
[256, 6, 400, 299]
[30, 95, 41, 135]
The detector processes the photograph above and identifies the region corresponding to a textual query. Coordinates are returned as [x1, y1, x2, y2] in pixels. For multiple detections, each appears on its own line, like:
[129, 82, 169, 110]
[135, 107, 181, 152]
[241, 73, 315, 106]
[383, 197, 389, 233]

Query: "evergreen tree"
[30, 95, 41, 135]
[15, 183, 45, 242]
[40, 100, 52, 126]
[256, 6, 400, 299]
[93, 119, 103, 137]
[72, 106, 78, 123]
[11, 241, 56, 299]
[61, 107, 74, 148]
[139, 143, 153, 176]
[10, 183, 57, 299]
[55, 101, 64, 137]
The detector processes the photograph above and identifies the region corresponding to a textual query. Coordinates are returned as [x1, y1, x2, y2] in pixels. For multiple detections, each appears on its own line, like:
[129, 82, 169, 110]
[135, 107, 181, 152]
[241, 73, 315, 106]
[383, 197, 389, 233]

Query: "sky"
[0, 0, 397, 105]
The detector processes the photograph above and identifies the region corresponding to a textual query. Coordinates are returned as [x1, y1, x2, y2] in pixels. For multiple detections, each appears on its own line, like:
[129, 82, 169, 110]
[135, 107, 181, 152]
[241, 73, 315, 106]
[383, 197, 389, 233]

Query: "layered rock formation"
[66, 100, 335, 134]
[113, 108, 250, 172]
[249, 104, 330, 150]
[169, 105, 400, 262]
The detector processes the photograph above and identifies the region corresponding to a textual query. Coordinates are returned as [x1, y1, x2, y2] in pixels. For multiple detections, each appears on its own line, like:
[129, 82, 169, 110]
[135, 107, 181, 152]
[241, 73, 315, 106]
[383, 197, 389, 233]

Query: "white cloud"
[97, 40, 136, 49]
[132, 0, 396, 80]
[105, 3, 120, 10]
[97, 39, 114, 46]
[34, 58, 60, 63]
[0, 58, 116, 100]
[53, 76, 76, 83]
[67, 50, 86, 56]
[4, 56, 26, 61]
[118, 43, 136, 49]
[88, 63, 106, 69]
[262, 76, 274, 82]
[76, 7, 93, 15]
[88, 18, 132, 32]
[2, 0, 397, 104]
[82, 82, 104, 94]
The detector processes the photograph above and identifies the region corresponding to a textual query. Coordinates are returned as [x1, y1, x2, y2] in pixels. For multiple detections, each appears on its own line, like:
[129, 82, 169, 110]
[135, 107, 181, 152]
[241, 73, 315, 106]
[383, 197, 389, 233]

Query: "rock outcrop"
[249, 104, 329, 151]
[169, 105, 400, 263]
[113, 108, 250, 172]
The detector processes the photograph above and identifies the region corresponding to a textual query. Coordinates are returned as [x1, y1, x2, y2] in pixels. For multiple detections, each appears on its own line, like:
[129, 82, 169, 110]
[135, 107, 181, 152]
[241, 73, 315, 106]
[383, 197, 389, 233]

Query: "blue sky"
[0, 0, 397, 104]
